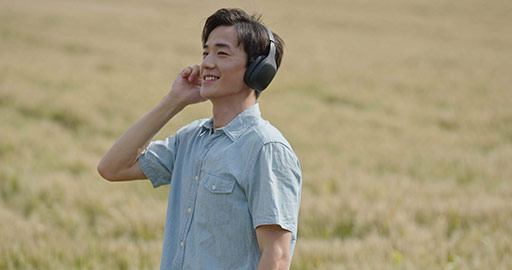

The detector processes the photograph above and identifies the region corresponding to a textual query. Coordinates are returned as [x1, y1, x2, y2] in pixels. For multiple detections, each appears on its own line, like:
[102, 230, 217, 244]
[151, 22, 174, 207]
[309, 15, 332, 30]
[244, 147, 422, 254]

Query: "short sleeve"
[246, 142, 302, 233]
[138, 134, 178, 188]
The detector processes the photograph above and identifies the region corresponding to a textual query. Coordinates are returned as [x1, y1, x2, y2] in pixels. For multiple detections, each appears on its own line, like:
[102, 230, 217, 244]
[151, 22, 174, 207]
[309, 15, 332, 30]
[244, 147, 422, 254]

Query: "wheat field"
[1, 0, 512, 269]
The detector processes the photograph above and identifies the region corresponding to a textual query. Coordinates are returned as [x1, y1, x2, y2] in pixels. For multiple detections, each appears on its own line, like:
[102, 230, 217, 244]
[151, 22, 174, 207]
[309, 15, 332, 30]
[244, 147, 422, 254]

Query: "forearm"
[98, 95, 184, 178]
[258, 248, 290, 270]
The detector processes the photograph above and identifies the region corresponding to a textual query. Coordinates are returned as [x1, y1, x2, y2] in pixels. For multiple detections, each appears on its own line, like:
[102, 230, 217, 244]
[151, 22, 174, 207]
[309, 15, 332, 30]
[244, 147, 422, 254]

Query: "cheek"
[232, 64, 247, 84]
[222, 65, 246, 85]
[228, 71, 247, 90]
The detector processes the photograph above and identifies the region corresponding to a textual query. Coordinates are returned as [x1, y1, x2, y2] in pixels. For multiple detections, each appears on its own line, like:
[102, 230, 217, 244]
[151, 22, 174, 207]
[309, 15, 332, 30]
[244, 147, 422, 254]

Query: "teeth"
[204, 76, 219, 81]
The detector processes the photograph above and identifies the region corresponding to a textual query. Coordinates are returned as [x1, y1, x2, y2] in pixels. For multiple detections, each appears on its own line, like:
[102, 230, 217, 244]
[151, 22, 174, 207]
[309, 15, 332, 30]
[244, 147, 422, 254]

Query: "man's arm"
[97, 65, 205, 181]
[256, 225, 292, 270]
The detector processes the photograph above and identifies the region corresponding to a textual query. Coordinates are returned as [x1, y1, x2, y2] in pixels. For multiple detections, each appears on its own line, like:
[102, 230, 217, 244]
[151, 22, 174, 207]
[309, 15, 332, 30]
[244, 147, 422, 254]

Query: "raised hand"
[168, 65, 207, 107]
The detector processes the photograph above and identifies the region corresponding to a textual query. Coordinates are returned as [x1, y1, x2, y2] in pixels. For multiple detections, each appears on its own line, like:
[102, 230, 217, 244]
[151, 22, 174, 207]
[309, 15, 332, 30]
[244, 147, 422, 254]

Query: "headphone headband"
[265, 26, 275, 43]
[265, 26, 276, 64]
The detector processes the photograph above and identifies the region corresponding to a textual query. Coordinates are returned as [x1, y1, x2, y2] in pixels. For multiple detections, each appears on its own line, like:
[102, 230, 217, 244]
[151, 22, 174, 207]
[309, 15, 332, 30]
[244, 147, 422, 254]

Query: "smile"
[204, 75, 220, 81]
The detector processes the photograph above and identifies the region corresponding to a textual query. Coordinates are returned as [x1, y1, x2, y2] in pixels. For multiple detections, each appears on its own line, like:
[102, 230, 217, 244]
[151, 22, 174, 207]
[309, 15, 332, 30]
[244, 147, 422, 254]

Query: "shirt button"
[180, 241, 184, 247]
[187, 208, 192, 213]
[194, 176, 199, 181]
[211, 185, 216, 191]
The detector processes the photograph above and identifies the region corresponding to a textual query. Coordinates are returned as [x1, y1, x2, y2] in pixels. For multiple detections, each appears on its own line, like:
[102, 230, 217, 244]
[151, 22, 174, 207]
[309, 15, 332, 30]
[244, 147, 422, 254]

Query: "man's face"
[200, 25, 249, 100]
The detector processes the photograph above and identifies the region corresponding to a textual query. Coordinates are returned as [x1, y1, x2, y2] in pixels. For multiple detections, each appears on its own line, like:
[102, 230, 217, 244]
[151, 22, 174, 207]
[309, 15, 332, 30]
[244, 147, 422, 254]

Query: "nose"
[200, 54, 215, 72]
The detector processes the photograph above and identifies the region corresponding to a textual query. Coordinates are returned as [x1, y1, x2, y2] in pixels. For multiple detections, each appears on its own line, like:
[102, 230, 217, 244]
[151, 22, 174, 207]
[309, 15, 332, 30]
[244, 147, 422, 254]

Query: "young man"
[98, 8, 302, 270]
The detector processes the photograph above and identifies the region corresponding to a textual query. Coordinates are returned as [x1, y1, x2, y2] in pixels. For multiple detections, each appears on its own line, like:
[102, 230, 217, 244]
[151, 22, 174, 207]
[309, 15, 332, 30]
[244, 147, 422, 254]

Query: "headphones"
[243, 26, 277, 92]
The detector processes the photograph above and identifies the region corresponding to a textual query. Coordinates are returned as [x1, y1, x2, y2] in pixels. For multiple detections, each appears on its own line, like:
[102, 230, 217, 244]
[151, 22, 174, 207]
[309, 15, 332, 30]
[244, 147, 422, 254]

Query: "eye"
[218, 51, 228, 56]
[202, 51, 209, 58]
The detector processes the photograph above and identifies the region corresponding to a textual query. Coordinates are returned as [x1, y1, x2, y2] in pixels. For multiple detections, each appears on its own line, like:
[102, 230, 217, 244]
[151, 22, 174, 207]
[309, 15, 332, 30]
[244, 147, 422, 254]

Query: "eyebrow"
[203, 43, 232, 50]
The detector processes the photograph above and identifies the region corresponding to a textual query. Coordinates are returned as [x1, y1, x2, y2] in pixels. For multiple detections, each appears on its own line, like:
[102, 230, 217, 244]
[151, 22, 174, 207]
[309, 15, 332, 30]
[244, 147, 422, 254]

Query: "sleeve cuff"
[138, 151, 170, 188]
[253, 216, 296, 233]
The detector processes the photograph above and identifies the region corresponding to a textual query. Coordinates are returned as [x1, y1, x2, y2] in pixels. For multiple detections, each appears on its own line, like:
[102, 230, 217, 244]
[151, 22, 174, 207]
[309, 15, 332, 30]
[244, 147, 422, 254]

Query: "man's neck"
[210, 92, 257, 129]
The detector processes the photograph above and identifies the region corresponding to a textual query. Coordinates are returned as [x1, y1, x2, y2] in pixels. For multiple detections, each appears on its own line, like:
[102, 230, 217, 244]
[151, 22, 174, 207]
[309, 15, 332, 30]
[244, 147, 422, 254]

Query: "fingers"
[180, 65, 201, 83]
[188, 65, 200, 83]
[180, 66, 192, 78]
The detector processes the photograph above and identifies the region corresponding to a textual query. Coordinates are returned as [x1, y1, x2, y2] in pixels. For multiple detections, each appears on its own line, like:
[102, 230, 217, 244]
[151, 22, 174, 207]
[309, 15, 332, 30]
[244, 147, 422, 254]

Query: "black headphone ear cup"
[244, 55, 266, 89]
[244, 26, 278, 92]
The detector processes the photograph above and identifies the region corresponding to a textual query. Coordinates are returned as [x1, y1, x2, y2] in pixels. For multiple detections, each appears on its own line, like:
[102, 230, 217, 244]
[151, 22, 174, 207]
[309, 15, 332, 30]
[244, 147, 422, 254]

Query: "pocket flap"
[202, 174, 236, 194]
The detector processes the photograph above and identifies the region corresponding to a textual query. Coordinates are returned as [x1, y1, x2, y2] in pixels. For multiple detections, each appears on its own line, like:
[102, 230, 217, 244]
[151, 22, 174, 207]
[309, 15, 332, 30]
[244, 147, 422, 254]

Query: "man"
[98, 8, 301, 270]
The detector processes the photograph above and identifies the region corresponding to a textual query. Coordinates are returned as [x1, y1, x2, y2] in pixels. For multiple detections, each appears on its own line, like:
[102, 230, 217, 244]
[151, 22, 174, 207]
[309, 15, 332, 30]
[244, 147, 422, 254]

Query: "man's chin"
[199, 87, 213, 99]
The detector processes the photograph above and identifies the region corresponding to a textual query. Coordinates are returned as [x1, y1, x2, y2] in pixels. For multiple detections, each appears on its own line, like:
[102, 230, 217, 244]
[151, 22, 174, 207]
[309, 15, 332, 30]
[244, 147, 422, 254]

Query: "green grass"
[1, 0, 512, 269]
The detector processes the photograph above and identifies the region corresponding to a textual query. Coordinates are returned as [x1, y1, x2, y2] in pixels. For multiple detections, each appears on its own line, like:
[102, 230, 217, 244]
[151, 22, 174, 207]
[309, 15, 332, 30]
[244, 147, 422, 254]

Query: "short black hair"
[202, 8, 284, 95]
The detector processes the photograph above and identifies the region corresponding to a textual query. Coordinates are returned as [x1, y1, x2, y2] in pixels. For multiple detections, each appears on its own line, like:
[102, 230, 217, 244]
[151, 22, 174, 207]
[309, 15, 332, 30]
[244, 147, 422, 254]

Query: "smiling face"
[200, 26, 251, 101]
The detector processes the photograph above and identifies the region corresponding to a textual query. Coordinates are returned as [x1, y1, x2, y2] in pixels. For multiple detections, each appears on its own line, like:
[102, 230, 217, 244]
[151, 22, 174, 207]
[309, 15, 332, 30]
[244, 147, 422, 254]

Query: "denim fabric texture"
[138, 104, 302, 270]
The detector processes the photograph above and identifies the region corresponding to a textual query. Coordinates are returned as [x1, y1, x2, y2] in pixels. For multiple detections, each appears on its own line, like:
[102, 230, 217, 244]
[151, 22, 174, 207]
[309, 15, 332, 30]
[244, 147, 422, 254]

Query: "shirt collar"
[201, 103, 261, 141]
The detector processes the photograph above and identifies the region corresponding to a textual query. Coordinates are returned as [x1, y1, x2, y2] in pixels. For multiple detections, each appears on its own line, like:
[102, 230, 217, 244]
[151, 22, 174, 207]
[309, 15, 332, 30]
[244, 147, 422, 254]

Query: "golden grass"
[1, 0, 511, 269]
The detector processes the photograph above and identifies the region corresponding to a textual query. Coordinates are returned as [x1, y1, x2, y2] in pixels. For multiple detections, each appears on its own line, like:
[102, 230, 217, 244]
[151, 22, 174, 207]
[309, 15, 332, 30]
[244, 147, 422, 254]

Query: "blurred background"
[1, 0, 511, 269]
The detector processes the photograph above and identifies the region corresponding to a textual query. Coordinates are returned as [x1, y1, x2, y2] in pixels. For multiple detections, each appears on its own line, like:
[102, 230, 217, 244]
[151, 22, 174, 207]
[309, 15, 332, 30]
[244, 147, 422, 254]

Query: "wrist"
[161, 94, 186, 111]
[152, 94, 186, 123]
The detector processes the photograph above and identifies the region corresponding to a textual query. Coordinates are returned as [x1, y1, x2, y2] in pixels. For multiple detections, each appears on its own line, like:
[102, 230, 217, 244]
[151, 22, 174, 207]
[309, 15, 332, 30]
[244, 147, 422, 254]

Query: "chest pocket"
[201, 174, 236, 194]
[196, 174, 236, 226]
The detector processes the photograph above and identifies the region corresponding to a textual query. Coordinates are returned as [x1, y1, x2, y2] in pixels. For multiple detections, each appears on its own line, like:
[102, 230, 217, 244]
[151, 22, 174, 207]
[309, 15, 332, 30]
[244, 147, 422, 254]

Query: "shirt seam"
[241, 141, 295, 186]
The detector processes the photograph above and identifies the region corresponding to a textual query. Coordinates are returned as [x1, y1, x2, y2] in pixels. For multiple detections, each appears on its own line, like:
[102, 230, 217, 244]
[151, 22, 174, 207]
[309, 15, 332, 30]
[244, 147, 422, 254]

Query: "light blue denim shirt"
[138, 103, 302, 270]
